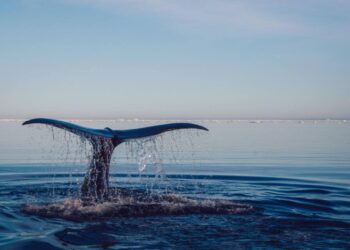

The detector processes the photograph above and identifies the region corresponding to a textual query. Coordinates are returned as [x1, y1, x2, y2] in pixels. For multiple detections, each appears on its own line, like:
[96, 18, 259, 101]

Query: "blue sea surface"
[0, 120, 349, 249]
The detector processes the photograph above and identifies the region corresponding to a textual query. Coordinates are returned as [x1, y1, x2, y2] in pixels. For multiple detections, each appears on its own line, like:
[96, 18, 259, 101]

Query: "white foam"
[22, 192, 252, 221]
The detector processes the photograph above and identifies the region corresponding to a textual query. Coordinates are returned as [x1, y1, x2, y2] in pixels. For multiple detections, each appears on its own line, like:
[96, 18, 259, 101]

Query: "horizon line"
[1, 117, 349, 122]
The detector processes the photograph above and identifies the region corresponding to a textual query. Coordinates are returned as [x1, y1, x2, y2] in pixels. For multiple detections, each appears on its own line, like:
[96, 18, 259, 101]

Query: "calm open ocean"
[0, 120, 349, 249]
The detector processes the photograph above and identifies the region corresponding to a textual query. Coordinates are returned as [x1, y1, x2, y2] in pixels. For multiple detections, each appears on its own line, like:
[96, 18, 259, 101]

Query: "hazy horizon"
[1, 116, 349, 121]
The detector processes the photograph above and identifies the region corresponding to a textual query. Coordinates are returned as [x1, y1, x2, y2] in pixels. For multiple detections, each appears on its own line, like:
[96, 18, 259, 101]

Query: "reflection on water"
[0, 120, 349, 249]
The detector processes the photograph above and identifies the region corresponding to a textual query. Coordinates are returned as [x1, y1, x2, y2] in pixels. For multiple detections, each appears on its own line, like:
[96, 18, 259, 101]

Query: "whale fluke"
[23, 118, 114, 140]
[22, 118, 207, 142]
[111, 123, 208, 140]
[23, 118, 208, 201]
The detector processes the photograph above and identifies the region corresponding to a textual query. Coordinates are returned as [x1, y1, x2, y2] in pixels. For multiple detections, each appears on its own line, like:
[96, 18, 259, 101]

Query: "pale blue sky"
[1, 0, 349, 119]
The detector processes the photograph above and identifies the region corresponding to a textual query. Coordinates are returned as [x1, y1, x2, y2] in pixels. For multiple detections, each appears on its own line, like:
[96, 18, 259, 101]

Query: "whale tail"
[22, 118, 208, 145]
[23, 118, 208, 201]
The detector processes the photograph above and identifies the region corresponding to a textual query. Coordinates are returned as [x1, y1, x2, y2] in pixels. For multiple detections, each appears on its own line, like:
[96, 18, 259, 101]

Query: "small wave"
[1, 240, 63, 250]
[284, 189, 331, 194]
[21, 189, 252, 221]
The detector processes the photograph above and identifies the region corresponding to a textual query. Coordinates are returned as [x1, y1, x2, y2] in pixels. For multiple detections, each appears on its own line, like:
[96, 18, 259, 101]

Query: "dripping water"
[21, 122, 250, 220]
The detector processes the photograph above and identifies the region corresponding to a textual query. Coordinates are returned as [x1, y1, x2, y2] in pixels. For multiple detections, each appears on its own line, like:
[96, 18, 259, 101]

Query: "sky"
[0, 0, 349, 119]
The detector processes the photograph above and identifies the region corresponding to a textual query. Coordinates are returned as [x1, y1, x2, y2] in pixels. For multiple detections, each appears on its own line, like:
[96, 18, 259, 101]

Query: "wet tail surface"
[22, 118, 209, 203]
[22, 118, 208, 142]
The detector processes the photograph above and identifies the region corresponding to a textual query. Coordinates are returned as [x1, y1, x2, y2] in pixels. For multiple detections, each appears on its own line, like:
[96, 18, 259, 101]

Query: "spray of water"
[22, 122, 253, 220]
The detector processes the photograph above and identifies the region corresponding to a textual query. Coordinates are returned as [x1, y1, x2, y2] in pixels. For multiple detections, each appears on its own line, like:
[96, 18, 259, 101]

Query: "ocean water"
[0, 119, 349, 249]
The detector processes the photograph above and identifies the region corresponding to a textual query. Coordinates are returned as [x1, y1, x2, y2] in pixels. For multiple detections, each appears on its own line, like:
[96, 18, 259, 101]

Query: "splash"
[21, 119, 253, 220]
[21, 188, 252, 221]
